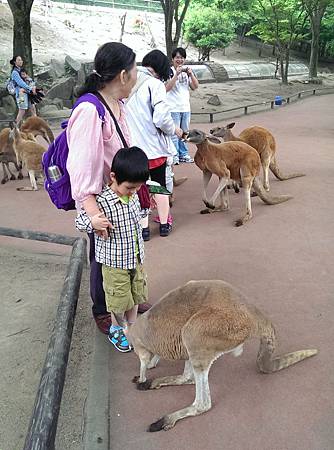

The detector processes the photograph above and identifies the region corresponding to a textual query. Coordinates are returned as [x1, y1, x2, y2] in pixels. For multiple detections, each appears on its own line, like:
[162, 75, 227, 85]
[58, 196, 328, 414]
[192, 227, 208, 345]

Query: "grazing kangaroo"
[11, 123, 45, 191]
[129, 280, 318, 432]
[185, 129, 292, 226]
[210, 123, 305, 191]
[20, 116, 54, 144]
[0, 127, 26, 184]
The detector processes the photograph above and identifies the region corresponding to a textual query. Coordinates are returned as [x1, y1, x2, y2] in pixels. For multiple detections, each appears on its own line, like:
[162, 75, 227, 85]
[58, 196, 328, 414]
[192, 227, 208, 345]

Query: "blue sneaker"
[108, 326, 131, 352]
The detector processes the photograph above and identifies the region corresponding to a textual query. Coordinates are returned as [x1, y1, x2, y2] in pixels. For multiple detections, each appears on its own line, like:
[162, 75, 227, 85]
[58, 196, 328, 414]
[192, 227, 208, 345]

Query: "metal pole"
[22, 238, 87, 450]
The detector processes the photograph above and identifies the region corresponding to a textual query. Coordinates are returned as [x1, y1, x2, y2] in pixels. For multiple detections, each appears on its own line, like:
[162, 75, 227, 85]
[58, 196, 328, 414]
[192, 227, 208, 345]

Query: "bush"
[185, 7, 235, 60]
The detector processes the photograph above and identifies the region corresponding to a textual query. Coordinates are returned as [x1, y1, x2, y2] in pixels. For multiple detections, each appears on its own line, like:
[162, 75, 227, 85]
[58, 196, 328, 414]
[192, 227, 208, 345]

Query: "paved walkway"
[1, 94, 333, 450]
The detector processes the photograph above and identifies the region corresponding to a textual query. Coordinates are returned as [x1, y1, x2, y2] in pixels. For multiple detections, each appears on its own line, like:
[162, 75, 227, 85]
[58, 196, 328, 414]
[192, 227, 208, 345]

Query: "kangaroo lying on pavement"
[20, 116, 55, 144]
[210, 122, 305, 191]
[129, 279, 318, 432]
[185, 129, 292, 226]
[10, 123, 45, 191]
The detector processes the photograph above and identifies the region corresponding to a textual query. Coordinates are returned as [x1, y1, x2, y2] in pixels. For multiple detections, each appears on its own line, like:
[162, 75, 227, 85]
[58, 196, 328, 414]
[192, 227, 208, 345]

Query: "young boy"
[76, 147, 150, 352]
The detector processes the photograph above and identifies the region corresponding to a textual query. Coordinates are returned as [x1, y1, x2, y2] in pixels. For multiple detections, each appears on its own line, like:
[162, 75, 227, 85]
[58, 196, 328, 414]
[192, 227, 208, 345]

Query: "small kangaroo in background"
[210, 122, 305, 192]
[20, 116, 55, 144]
[0, 127, 24, 184]
[185, 129, 292, 226]
[10, 122, 45, 191]
[130, 280, 318, 432]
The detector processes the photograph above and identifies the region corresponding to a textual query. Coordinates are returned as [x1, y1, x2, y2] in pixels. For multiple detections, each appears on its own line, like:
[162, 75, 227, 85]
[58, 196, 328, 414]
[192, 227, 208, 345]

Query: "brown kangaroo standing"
[185, 129, 292, 226]
[129, 280, 318, 432]
[210, 122, 305, 192]
[0, 128, 24, 184]
[11, 123, 45, 191]
[20, 116, 54, 144]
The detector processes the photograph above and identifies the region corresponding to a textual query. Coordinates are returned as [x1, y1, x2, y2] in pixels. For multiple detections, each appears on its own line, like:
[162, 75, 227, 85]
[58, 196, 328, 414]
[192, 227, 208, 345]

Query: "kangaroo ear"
[207, 135, 221, 144]
[227, 122, 235, 129]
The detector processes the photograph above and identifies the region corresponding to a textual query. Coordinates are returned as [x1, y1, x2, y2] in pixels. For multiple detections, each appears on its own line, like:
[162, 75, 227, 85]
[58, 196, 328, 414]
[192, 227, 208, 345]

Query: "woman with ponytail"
[66, 42, 152, 338]
[10, 55, 37, 123]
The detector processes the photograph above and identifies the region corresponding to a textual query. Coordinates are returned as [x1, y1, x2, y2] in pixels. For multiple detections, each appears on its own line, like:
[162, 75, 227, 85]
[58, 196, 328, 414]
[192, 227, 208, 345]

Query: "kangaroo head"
[186, 129, 220, 145]
[210, 122, 236, 138]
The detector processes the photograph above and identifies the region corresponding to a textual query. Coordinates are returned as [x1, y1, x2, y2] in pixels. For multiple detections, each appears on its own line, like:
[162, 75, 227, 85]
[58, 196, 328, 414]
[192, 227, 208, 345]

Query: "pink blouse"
[66, 100, 131, 205]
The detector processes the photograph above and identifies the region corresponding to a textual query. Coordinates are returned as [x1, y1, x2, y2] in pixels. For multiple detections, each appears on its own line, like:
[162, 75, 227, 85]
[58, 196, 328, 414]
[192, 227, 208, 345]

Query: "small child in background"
[18, 68, 35, 105]
[76, 147, 150, 352]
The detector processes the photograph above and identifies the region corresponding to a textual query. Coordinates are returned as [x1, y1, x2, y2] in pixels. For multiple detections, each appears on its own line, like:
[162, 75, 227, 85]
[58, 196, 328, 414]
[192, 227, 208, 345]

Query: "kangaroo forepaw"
[1, 178, 7, 184]
[10, 175, 16, 180]
[18, 173, 24, 180]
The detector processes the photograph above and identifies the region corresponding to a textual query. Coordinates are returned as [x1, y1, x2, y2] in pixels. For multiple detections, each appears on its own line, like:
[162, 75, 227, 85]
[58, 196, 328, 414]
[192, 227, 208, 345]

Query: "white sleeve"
[149, 80, 176, 136]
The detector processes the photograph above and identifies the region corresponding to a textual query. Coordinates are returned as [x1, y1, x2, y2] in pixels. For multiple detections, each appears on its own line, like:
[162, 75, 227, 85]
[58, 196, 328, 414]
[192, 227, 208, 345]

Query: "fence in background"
[51, 0, 162, 12]
[191, 86, 334, 123]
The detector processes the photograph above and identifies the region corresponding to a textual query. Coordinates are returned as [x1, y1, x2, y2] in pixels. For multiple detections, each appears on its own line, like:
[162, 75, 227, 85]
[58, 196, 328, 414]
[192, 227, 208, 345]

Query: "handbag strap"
[95, 92, 129, 148]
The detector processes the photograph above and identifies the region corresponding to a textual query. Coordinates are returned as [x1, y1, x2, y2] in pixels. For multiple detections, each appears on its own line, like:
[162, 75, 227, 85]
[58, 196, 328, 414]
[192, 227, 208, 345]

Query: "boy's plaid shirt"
[76, 186, 146, 269]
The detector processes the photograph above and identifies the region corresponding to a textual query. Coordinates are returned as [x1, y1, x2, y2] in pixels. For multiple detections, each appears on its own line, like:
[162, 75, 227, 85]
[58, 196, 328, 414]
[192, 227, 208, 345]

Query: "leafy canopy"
[185, 7, 235, 57]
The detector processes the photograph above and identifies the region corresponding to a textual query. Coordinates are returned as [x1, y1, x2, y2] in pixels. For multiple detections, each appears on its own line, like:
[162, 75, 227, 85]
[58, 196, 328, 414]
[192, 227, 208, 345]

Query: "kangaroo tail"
[46, 126, 55, 144]
[270, 157, 305, 180]
[252, 177, 292, 205]
[257, 343, 318, 374]
[255, 322, 318, 373]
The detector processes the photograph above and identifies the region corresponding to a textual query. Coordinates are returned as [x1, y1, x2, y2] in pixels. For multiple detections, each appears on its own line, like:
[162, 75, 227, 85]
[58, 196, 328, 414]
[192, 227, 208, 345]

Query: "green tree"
[185, 7, 235, 60]
[319, 3, 334, 57]
[7, 0, 34, 76]
[302, 0, 332, 78]
[250, 0, 307, 84]
[217, 0, 257, 45]
[159, 0, 191, 59]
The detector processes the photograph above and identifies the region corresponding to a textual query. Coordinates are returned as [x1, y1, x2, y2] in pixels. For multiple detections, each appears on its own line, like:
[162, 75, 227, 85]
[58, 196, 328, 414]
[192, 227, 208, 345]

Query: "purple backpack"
[42, 93, 105, 210]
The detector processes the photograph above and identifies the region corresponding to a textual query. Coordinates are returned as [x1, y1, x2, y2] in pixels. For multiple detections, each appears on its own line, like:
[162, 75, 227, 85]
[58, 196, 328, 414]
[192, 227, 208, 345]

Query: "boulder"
[50, 58, 66, 77]
[40, 106, 71, 120]
[65, 55, 81, 73]
[77, 61, 94, 85]
[207, 95, 222, 106]
[2, 95, 17, 115]
[36, 68, 57, 82]
[0, 87, 9, 100]
[47, 77, 76, 100]
[0, 107, 14, 120]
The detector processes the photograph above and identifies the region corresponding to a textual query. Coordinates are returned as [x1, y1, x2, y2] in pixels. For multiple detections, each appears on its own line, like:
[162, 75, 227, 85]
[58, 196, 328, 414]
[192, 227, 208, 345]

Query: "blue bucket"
[274, 95, 282, 106]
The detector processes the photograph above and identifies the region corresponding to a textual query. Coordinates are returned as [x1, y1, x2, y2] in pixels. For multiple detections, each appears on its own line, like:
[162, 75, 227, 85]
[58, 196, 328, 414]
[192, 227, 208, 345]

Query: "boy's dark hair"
[111, 147, 149, 184]
[172, 47, 187, 59]
[142, 50, 170, 81]
[77, 42, 136, 97]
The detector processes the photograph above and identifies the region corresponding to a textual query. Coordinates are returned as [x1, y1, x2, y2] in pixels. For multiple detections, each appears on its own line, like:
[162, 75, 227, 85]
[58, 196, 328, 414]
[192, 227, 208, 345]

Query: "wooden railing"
[192, 87, 334, 123]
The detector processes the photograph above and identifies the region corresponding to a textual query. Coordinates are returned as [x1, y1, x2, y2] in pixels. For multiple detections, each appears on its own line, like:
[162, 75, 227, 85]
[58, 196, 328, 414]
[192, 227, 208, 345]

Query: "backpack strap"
[72, 93, 106, 121]
[95, 92, 129, 149]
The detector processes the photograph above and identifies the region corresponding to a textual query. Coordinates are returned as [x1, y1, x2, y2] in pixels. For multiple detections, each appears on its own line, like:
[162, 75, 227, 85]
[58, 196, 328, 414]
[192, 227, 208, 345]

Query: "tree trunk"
[309, 14, 322, 78]
[8, 0, 34, 76]
[160, 0, 191, 59]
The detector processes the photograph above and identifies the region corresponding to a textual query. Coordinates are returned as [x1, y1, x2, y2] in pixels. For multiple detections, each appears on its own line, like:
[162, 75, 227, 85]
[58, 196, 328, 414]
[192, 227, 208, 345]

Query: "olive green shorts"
[102, 263, 148, 314]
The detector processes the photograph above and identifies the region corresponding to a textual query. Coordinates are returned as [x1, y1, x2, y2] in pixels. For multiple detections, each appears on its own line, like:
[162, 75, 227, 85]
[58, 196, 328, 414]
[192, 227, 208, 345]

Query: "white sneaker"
[179, 155, 194, 163]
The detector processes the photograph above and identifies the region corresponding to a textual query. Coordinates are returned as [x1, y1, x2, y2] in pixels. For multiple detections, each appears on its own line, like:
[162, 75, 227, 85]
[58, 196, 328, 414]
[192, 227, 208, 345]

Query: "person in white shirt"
[126, 50, 183, 239]
[166, 47, 199, 164]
